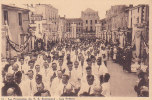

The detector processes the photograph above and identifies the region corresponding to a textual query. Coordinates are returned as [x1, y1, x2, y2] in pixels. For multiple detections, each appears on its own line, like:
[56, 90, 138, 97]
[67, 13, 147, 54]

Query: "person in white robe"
[79, 75, 95, 96]
[41, 61, 51, 90]
[20, 70, 37, 96]
[101, 73, 111, 97]
[50, 70, 63, 96]
[71, 61, 82, 94]
[50, 63, 58, 84]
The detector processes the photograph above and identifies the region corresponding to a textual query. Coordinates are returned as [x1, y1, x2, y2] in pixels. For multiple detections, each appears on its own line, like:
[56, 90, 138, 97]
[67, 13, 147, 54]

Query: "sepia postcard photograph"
[0, 0, 151, 99]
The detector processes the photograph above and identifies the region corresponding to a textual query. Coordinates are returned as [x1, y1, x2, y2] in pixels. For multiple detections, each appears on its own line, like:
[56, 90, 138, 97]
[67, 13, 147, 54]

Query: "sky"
[47, 0, 150, 19]
[3, 0, 151, 19]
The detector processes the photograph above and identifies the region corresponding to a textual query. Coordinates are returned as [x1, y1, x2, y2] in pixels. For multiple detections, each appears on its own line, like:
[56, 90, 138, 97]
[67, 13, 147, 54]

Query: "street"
[107, 60, 138, 97]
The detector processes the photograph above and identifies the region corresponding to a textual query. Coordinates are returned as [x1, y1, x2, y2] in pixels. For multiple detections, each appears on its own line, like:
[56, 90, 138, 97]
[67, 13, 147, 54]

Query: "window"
[3, 10, 8, 25]
[18, 13, 22, 26]
[137, 17, 139, 23]
[95, 20, 97, 24]
[138, 7, 139, 13]
[90, 20, 92, 25]
[90, 26, 93, 31]
[31, 20, 34, 24]
[141, 6, 144, 23]
[86, 20, 88, 24]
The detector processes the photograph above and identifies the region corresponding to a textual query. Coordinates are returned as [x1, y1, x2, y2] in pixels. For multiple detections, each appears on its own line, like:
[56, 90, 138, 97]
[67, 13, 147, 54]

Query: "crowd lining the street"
[1, 39, 149, 97]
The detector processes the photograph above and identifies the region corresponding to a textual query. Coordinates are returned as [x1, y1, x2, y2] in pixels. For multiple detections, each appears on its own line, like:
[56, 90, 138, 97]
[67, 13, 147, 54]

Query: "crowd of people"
[2, 39, 110, 97]
[1, 39, 149, 97]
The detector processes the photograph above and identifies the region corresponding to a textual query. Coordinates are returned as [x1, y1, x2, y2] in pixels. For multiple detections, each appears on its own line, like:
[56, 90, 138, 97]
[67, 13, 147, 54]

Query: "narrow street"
[107, 60, 138, 97]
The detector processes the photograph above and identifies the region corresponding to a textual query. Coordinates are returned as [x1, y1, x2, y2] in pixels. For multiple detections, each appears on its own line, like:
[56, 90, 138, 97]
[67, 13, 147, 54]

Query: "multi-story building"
[30, 14, 43, 38]
[127, 4, 149, 64]
[105, 5, 129, 45]
[81, 8, 99, 33]
[58, 16, 67, 40]
[66, 18, 83, 37]
[2, 4, 30, 58]
[59, 16, 66, 35]
[34, 4, 59, 33]
[128, 4, 149, 41]
[100, 18, 107, 31]
[106, 5, 129, 31]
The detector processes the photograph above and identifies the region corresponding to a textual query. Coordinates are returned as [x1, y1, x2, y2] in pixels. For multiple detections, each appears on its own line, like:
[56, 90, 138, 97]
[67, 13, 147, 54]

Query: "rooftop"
[126, 4, 149, 10]
[82, 8, 97, 13]
[35, 4, 58, 11]
[2, 4, 30, 12]
[66, 18, 83, 21]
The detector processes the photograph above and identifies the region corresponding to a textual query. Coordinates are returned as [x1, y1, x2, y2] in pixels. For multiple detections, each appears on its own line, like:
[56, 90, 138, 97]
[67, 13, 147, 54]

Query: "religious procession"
[1, 4, 149, 97]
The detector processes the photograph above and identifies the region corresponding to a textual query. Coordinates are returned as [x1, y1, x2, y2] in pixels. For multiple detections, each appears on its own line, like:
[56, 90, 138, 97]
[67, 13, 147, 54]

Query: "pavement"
[107, 60, 138, 97]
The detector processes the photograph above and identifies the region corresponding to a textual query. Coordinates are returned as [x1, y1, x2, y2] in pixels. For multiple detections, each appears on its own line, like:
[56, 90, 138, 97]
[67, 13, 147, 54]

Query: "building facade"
[2, 4, 30, 58]
[81, 8, 99, 33]
[58, 16, 67, 40]
[127, 4, 149, 64]
[30, 14, 43, 38]
[106, 5, 129, 31]
[100, 18, 107, 31]
[34, 4, 59, 34]
[105, 5, 129, 44]
[128, 4, 149, 42]
[66, 18, 83, 38]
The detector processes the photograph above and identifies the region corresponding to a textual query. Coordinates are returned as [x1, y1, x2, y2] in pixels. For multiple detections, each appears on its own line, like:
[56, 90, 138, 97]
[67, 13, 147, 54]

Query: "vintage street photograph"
[1, 0, 149, 97]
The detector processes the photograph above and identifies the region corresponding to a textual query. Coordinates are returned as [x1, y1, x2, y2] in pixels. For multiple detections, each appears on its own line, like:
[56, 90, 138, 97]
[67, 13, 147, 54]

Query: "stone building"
[30, 14, 43, 38]
[81, 8, 99, 33]
[34, 4, 59, 42]
[106, 5, 129, 31]
[66, 18, 83, 38]
[127, 4, 149, 65]
[100, 18, 107, 31]
[58, 16, 67, 40]
[105, 5, 129, 44]
[2, 4, 30, 58]
[34, 4, 59, 33]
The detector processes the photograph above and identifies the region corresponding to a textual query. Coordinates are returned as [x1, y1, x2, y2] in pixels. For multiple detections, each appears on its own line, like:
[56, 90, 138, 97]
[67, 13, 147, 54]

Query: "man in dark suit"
[2, 73, 22, 96]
